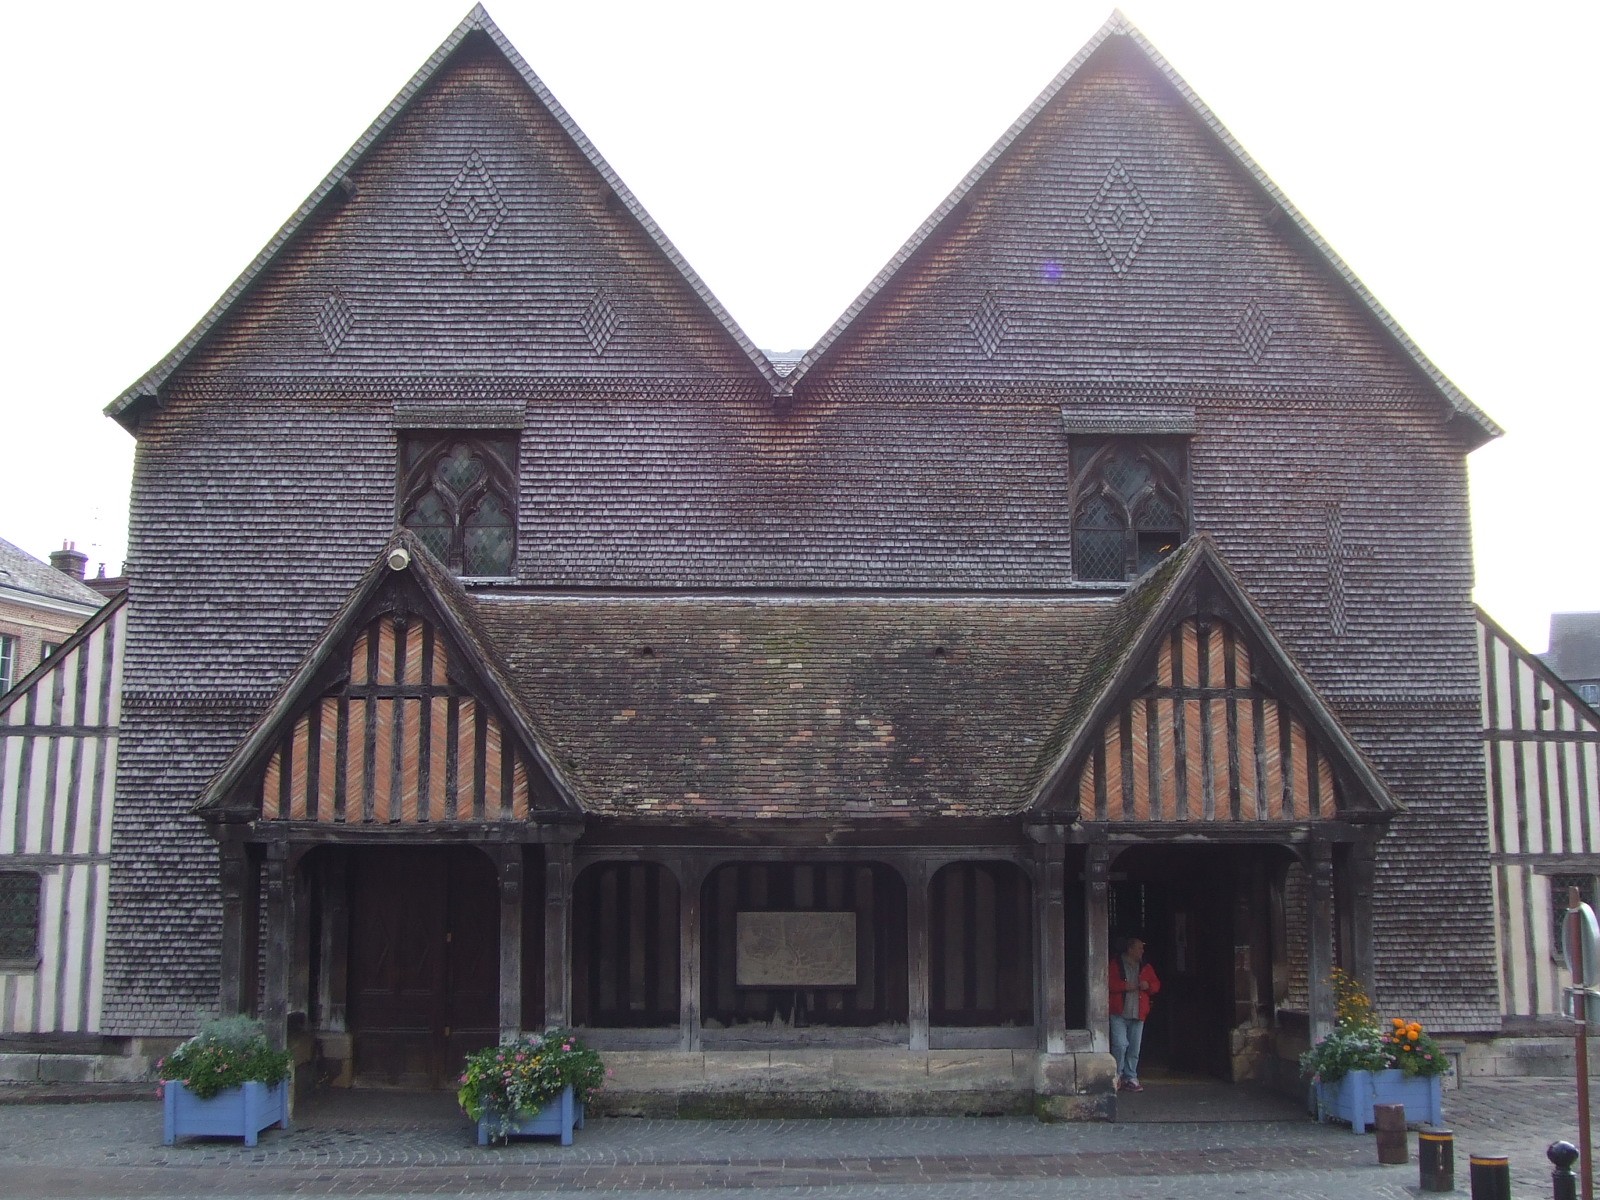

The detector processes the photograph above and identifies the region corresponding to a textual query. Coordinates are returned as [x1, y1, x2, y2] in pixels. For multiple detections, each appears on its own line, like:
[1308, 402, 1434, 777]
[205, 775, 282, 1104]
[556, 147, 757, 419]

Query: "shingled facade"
[98, 8, 1501, 1110]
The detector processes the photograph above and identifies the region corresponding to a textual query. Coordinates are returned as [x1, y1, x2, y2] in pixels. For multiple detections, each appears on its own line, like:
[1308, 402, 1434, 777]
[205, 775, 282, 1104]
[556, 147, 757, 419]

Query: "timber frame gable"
[196, 531, 579, 827]
[1028, 535, 1397, 833]
[106, 4, 781, 431]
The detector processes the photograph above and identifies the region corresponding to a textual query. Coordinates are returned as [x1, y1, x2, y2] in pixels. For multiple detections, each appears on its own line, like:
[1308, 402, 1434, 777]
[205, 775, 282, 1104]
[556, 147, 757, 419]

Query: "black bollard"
[1469, 1153, 1511, 1200]
[1375, 1103, 1408, 1165]
[1549, 1140, 1579, 1200]
[1420, 1130, 1455, 1192]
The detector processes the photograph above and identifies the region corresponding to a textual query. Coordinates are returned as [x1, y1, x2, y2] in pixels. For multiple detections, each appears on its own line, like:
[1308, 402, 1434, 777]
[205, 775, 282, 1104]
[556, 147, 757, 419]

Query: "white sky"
[1, 0, 1594, 650]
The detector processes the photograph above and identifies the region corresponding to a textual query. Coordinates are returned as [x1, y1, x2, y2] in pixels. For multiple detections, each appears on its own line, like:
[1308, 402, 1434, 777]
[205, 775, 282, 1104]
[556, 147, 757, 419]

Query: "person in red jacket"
[1108, 935, 1161, 1091]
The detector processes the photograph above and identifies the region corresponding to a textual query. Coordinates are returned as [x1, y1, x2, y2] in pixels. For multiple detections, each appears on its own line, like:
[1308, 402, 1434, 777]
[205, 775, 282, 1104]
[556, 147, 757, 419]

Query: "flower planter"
[162, 1079, 290, 1147]
[475, 1084, 585, 1146]
[1312, 1068, 1442, 1134]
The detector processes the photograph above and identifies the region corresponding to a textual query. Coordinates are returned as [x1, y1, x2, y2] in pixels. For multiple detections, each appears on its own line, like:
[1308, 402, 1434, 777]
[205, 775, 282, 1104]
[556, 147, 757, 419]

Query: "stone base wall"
[1455, 1036, 1600, 1079]
[589, 1049, 1117, 1120]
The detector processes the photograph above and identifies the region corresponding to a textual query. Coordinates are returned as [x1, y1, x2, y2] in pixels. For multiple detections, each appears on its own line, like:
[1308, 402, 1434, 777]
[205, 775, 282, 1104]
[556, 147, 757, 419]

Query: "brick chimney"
[50, 541, 88, 581]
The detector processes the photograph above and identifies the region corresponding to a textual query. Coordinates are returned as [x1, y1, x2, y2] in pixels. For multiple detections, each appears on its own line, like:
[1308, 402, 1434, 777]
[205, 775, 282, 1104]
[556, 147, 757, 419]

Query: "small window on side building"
[0, 872, 41, 967]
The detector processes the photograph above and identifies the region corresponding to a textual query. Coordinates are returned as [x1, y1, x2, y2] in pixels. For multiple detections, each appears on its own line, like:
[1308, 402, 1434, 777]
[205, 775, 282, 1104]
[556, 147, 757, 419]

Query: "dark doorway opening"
[1108, 844, 1286, 1082]
[345, 845, 499, 1088]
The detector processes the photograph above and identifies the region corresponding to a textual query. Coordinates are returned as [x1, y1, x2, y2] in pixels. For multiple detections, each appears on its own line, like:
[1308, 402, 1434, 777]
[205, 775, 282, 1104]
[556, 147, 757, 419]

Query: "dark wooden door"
[348, 847, 498, 1087]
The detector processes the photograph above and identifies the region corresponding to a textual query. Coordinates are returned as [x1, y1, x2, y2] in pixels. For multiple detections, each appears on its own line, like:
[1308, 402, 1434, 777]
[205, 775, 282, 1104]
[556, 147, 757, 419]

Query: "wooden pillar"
[497, 845, 524, 1042]
[1307, 839, 1336, 1042]
[217, 836, 253, 1017]
[544, 841, 573, 1028]
[1345, 838, 1379, 998]
[263, 842, 290, 1051]
[1085, 839, 1110, 1053]
[1036, 838, 1069, 1054]
[290, 854, 313, 1024]
[907, 859, 931, 1052]
[678, 858, 706, 1052]
[316, 849, 349, 1033]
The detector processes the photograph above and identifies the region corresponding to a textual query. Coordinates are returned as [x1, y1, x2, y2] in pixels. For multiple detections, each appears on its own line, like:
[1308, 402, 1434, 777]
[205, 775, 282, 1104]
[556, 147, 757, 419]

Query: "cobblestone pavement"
[0, 1077, 1589, 1198]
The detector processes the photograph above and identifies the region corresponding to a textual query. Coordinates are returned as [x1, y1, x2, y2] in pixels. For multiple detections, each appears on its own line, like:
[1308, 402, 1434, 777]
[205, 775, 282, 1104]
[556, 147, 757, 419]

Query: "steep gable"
[785, 15, 1497, 450]
[109, 6, 777, 430]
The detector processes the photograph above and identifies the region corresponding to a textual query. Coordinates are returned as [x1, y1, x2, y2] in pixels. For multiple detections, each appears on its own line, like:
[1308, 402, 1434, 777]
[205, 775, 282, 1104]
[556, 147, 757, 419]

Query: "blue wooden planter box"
[162, 1079, 289, 1147]
[476, 1085, 585, 1146]
[1312, 1068, 1442, 1134]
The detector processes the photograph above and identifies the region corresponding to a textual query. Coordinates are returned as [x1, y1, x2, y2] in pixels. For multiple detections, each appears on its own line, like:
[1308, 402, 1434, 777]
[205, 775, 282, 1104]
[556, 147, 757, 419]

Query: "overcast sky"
[1, 0, 1593, 650]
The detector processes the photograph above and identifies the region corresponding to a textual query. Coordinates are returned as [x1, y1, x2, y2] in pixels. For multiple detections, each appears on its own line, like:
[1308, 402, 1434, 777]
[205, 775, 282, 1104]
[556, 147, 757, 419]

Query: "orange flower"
[1392, 1018, 1405, 1028]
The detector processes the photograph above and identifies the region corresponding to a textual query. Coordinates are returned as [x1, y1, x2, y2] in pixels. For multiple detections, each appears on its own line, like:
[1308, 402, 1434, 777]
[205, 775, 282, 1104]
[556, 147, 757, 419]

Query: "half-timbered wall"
[1077, 618, 1338, 823]
[1479, 612, 1600, 1020]
[260, 615, 533, 822]
[0, 597, 123, 1033]
[930, 861, 1032, 1026]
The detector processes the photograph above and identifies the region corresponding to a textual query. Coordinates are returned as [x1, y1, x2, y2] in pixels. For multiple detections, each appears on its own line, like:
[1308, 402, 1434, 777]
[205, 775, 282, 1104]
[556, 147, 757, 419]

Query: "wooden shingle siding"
[1478, 610, 1600, 1020]
[260, 616, 531, 822]
[0, 597, 123, 1033]
[1078, 618, 1337, 823]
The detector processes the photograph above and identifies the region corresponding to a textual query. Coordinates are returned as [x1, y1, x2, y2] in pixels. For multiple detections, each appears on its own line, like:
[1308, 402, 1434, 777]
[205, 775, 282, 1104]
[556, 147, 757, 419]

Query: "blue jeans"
[1110, 1014, 1145, 1082]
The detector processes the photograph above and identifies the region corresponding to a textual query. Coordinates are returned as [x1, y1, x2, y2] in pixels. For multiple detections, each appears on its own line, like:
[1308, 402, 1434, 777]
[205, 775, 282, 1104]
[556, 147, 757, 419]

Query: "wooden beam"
[1038, 840, 1068, 1054]
[217, 838, 250, 1017]
[497, 846, 523, 1042]
[1307, 839, 1336, 1042]
[263, 843, 290, 1051]
[316, 850, 349, 1033]
[1085, 840, 1110, 1053]
[678, 857, 705, 1052]
[1345, 839, 1379, 997]
[907, 860, 931, 1052]
[544, 842, 573, 1028]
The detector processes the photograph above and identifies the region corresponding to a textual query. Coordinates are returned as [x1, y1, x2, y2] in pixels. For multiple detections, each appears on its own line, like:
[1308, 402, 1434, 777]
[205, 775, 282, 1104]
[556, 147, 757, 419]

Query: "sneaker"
[1124, 1079, 1144, 1092]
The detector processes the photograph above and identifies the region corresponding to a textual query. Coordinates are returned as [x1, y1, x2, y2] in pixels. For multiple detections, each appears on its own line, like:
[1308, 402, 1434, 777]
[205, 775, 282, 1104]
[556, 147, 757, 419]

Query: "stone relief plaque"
[735, 911, 857, 987]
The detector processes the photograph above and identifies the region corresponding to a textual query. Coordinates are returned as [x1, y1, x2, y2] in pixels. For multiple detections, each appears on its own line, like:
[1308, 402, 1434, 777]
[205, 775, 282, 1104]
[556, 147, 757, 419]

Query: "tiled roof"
[0, 536, 104, 608]
[1542, 612, 1600, 682]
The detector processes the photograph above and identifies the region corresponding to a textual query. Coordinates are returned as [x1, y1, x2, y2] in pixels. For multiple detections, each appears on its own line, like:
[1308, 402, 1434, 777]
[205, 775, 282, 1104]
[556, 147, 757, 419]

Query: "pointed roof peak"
[778, 17, 1500, 445]
[109, 7, 781, 427]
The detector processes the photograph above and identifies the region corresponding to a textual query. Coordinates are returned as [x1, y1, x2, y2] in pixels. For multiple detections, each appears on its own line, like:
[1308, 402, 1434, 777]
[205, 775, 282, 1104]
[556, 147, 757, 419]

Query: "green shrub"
[157, 1016, 293, 1100]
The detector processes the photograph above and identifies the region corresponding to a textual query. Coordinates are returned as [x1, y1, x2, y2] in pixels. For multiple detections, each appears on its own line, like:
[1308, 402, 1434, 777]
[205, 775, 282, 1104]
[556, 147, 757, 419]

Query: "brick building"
[78, 9, 1506, 1112]
[0, 538, 103, 696]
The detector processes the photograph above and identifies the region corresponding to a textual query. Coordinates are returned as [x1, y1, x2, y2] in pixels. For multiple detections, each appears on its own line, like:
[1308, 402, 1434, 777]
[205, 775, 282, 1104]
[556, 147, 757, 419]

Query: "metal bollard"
[1375, 1103, 1408, 1165]
[1469, 1153, 1511, 1200]
[1420, 1129, 1455, 1192]
[1548, 1140, 1579, 1200]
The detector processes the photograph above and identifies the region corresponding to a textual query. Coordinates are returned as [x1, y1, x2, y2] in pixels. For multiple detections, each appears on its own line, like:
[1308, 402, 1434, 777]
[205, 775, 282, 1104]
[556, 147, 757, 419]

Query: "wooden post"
[678, 857, 705, 1052]
[290, 854, 313, 1024]
[263, 842, 290, 1051]
[497, 845, 523, 1042]
[544, 841, 573, 1028]
[907, 859, 931, 1052]
[1085, 840, 1110, 1053]
[217, 837, 250, 1017]
[316, 849, 349, 1033]
[1308, 839, 1336, 1041]
[1038, 839, 1069, 1054]
[1346, 839, 1379, 998]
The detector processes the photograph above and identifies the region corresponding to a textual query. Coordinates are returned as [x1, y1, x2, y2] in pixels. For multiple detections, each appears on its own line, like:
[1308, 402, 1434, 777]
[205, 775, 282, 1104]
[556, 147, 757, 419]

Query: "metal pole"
[1569, 889, 1594, 1200]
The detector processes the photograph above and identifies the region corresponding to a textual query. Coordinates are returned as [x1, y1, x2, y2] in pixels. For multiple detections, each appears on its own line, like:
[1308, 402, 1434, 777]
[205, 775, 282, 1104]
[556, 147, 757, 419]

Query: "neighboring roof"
[1480, 606, 1600, 721]
[1025, 534, 1398, 816]
[0, 590, 125, 715]
[777, 11, 1501, 447]
[108, 4, 782, 430]
[1540, 612, 1600, 684]
[195, 531, 580, 817]
[0, 536, 104, 610]
[472, 592, 1118, 821]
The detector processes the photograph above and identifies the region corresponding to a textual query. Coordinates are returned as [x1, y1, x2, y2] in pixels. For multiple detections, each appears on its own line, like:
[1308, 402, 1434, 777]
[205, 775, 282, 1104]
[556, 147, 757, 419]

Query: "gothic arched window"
[398, 433, 518, 576]
[1070, 438, 1188, 581]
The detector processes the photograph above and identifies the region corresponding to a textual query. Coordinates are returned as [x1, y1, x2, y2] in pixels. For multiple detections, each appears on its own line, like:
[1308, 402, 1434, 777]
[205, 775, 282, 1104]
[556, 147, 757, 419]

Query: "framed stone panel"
[736, 911, 857, 987]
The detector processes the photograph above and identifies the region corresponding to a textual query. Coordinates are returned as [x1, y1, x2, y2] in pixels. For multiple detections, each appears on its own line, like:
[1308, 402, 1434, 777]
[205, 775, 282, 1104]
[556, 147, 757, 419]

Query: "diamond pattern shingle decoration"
[968, 291, 1011, 359]
[1085, 161, 1155, 275]
[1237, 300, 1273, 363]
[436, 151, 508, 271]
[316, 291, 354, 353]
[581, 291, 619, 354]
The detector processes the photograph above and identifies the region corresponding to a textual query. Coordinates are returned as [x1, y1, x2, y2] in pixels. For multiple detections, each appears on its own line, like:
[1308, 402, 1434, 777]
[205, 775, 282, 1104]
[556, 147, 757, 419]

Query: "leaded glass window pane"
[1070, 437, 1189, 582]
[0, 873, 39, 962]
[398, 433, 518, 576]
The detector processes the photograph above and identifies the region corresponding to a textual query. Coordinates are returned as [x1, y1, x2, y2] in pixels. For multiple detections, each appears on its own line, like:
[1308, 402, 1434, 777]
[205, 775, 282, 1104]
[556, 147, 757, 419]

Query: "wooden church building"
[77, 8, 1507, 1112]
